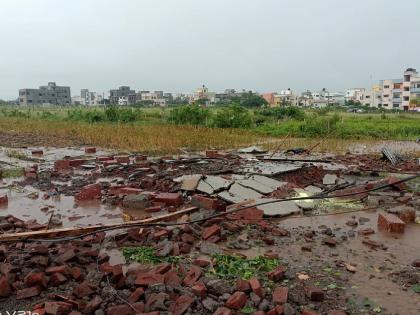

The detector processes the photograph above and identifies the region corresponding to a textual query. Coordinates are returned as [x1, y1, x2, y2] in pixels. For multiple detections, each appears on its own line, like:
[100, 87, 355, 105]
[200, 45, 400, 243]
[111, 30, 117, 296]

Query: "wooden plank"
[0, 206, 198, 242]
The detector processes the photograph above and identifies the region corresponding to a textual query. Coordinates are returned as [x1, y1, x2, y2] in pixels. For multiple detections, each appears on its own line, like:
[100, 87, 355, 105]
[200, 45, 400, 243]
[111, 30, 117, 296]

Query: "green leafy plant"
[122, 246, 182, 265]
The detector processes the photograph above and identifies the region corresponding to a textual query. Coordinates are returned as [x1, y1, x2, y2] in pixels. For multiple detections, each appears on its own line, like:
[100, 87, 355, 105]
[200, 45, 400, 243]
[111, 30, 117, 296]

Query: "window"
[393, 103, 399, 108]
[383, 103, 388, 107]
[383, 94, 389, 98]
[384, 85, 390, 89]
[365, 96, 370, 99]
[404, 87, 409, 91]
[403, 96, 409, 101]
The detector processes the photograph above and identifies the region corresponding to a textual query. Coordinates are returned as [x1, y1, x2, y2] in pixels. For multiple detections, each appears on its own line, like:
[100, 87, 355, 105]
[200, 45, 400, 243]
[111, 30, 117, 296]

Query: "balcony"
[392, 89, 401, 93]
[392, 98, 402, 103]
[410, 87, 420, 93]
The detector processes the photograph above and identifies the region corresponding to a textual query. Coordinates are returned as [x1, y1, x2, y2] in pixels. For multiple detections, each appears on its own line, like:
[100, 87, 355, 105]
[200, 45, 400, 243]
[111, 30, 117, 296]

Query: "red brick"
[378, 212, 405, 233]
[44, 301, 73, 315]
[45, 265, 68, 275]
[73, 281, 95, 298]
[385, 176, 407, 191]
[145, 205, 162, 213]
[106, 304, 135, 315]
[301, 311, 321, 315]
[25, 167, 37, 178]
[75, 183, 101, 201]
[396, 208, 416, 223]
[24, 272, 48, 288]
[192, 282, 207, 298]
[154, 192, 183, 206]
[0, 276, 11, 297]
[305, 286, 324, 301]
[85, 147, 96, 154]
[182, 266, 202, 286]
[0, 194, 8, 205]
[267, 306, 284, 315]
[193, 256, 211, 267]
[69, 267, 83, 280]
[327, 311, 346, 315]
[50, 272, 68, 286]
[84, 295, 103, 314]
[169, 295, 194, 315]
[323, 237, 337, 247]
[214, 307, 233, 315]
[358, 228, 375, 236]
[16, 286, 42, 299]
[32, 149, 43, 155]
[136, 313, 159, 315]
[103, 159, 118, 167]
[128, 287, 144, 303]
[69, 159, 85, 167]
[135, 273, 164, 286]
[164, 269, 182, 286]
[267, 265, 286, 282]
[135, 155, 147, 162]
[96, 156, 113, 162]
[272, 287, 288, 304]
[249, 277, 264, 298]
[114, 155, 130, 164]
[205, 150, 219, 158]
[202, 225, 221, 240]
[253, 312, 266, 315]
[191, 195, 226, 211]
[120, 187, 143, 195]
[153, 262, 171, 274]
[236, 279, 250, 292]
[54, 160, 71, 171]
[225, 291, 247, 310]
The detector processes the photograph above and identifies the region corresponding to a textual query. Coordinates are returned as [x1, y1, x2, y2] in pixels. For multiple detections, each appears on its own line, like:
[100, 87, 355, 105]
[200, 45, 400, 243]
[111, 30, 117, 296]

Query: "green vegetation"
[208, 254, 279, 280]
[0, 167, 24, 178]
[122, 246, 182, 264]
[0, 104, 419, 141]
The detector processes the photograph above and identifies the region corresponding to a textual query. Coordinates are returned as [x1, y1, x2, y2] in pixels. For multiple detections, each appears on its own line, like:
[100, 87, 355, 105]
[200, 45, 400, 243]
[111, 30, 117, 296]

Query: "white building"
[72, 89, 103, 106]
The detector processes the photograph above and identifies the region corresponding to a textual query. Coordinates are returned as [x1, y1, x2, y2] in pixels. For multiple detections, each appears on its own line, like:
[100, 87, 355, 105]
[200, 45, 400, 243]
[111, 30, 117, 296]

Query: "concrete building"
[109, 86, 135, 104]
[345, 88, 371, 106]
[136, 90, 168, 106]
[72, 89, 103, 106]
[262, 89, 298, 107]
[19, 82, 71, 106]
[371, 68, 420, 110]
[298, 89, 345, 107]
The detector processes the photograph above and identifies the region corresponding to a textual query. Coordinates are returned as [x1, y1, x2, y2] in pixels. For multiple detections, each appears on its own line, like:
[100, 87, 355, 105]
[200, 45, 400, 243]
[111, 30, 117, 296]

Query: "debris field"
[0, 145, 419, 315]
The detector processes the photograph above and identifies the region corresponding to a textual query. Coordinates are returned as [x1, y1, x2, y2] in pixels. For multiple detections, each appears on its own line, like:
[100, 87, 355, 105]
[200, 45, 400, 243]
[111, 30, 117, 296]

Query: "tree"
[241, 93, 268, 107]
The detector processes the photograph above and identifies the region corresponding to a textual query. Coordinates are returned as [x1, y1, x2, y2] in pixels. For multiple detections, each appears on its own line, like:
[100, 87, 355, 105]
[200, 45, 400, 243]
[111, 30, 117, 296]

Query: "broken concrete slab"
[122, 194, 151, 209]
[236, 175, 287, 194]
[255, 199, 301, 217]
[238, 146, 267, 154]
[218, 183, 262, 203]
[197, 176, 232, 194]
[323, 174, 338, 185]
[177, 175, 203, 191]
[243, 162, 304, 176]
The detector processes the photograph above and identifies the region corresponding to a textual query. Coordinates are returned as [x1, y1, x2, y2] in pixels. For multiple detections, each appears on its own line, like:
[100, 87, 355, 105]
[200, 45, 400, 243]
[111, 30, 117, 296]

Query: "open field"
[0, 106, 419, 155]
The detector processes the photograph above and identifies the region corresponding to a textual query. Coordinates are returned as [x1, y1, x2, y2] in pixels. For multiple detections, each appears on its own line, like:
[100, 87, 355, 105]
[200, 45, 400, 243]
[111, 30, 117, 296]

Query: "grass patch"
[0, 168, 24, 178]
[122, 246, 182, 265]
[208, 254, 279, 280]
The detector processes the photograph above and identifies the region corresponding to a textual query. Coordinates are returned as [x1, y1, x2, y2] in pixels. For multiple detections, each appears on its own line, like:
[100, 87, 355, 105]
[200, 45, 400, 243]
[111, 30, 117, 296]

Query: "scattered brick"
[305, 286, 324, 301]
[192, 282, 207, 298]
[272, 287, 288, 304]
[0, 276, 11, 297]
[16, 286, 42, 299]
[214, 307, 233, 315]
[135, 273, 164, 286]
[85, 147, 96, 154]
[169, 295, 194, 315]
[182, 266, 202, 286]
[0, 195, 8, 205]
[84, 295, 103, 314]
[249, 277, 264, 298]
[202, 225, 221, 240]
[191, 195, 226, 211]
[268, 265, 286, 282]
[24, 272, 48, 288]
[378, 212, 405, 233]
[44, 301, 73, 315]
[154, 192, 183, 206]
[75, 183, 101, 201]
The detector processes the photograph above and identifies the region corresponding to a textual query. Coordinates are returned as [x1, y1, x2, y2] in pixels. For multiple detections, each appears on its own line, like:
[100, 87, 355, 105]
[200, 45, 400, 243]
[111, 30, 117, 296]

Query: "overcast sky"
[0, 0, 419, 99]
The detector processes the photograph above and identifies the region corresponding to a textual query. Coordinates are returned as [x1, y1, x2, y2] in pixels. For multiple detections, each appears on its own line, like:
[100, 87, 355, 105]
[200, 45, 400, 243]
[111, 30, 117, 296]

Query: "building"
[371, 68, 420, 110]
[19, 82, 71, 106]
[298, 89, 345, 107]
[72, 89, 103, 106]
[194, 85, 217, 105]
[345, 88, 371, 106]
[262, 89, 299, 107]
[109, 86, 135, 104]
[138, 90, 167, 106]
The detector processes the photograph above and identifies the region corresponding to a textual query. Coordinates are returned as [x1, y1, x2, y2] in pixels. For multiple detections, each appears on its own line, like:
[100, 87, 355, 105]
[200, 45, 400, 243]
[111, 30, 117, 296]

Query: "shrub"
[168, 105, 210, 125]
[211, 104, 253, 128]
[259, 107, 306, 121]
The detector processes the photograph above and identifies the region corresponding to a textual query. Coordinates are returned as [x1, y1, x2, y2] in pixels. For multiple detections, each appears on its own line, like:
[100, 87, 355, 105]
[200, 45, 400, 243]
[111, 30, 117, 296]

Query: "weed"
[208, 254, 279, 280]
[122, 246, 182, 265]
[0, 168, 24, 178]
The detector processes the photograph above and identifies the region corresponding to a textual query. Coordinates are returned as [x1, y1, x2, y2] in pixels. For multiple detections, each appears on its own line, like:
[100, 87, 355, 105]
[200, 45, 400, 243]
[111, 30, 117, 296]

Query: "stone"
[214, 307, 233, 315]
[123, 194, 151, 209]
[323, 174, 338, 185]
[323, 237, 337, 247]
[273, 287, 288, 304]
[145, 292, 168, 312]
[225, 291, 247, 310]
[207, 279, 231, 295]
[55, 249, 76, 263]
[378, 212, 405, 233]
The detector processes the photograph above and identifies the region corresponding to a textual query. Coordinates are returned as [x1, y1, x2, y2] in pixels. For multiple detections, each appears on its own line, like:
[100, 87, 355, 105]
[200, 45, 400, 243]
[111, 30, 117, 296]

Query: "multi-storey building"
[262, 89, 298, 107]
[109, 86, 135, 104]
[72, 89, 103, 105]
[19, 82, 71, 106]
[372, 68, 420, 110]
[345, 88, 371, 106]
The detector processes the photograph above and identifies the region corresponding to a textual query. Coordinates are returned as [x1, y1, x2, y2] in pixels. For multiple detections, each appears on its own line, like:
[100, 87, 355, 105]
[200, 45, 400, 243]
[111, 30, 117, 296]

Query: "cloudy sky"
[0, 0, 419, 99]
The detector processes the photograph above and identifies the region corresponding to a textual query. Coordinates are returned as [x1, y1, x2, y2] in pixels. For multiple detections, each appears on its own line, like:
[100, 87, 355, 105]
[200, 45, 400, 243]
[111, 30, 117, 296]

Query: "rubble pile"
[0, 147, 419, 315]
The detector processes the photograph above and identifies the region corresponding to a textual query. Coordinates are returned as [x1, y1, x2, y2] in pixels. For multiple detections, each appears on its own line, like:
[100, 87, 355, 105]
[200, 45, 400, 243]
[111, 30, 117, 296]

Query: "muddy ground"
[0, 143, 419, 315]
